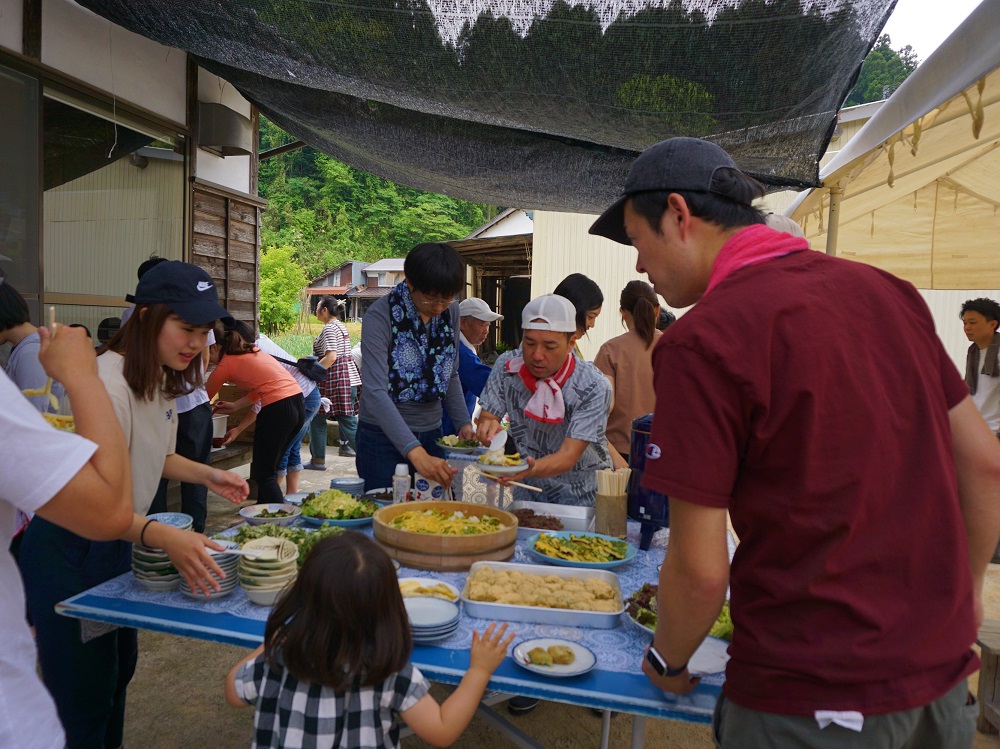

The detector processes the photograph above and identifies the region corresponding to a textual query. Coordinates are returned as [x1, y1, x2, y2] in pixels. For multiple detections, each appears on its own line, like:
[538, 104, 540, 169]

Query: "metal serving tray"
[461, 561, 623, 629]
[508, 500, 595, 539]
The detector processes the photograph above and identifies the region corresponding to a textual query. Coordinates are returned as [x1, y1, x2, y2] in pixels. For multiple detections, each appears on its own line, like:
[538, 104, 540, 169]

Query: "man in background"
[590, 136, 1000, 747]
[441, 297, 502, 435]
[962, 297, 1000, 437]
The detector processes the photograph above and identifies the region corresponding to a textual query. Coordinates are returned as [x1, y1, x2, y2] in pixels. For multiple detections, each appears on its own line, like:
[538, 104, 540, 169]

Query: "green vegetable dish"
[624, 583, 733, 642]
[221, 523, 344, 567]
[300, 489, 378, 520]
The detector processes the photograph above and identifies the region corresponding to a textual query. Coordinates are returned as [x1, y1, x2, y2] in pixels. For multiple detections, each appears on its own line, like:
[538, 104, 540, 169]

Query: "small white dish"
[512, 638, 597, 677]
[404, 597, 460, 628]
[239, 503, 301, 527]
[477, 461, 529, 476]
[244, 585, 289, 606]
[688, 636, 730, 675]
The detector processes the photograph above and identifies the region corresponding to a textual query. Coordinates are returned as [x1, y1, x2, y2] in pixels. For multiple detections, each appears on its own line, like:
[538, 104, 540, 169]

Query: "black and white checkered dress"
[235, 652, 430, 748]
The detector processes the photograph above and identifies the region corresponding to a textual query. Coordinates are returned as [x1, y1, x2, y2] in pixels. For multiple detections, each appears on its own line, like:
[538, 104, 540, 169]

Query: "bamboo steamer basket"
[373, 501, 517, 571]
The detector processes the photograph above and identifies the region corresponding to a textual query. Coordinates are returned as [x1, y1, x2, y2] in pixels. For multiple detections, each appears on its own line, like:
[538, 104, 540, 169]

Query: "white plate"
[404, 597, 460, 627]
[398, 577, 460, 602]
[477, 461, 529, 476]
[512, 638, 597, 677]
[688, 636, 730, 675]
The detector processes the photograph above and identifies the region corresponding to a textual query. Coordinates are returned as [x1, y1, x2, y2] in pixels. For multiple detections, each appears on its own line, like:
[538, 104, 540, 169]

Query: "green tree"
[845, 35, 919, 106]
[258, 116, 499, 281]
[259, 244, 309, 334]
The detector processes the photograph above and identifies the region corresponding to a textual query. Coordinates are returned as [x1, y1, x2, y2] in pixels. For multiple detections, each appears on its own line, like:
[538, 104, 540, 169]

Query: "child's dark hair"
[137, 254, 169, 281]
[217, 319, 258, 357]
[264, 533, 412, 690]
[620, 280, 658, 349]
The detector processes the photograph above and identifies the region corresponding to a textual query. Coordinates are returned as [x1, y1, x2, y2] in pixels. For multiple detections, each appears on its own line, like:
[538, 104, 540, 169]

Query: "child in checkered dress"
[226, 533, 514, 748]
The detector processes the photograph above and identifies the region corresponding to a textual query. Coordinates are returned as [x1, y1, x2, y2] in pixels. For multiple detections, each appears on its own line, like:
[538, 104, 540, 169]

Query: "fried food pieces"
[467, 566, 619, 612]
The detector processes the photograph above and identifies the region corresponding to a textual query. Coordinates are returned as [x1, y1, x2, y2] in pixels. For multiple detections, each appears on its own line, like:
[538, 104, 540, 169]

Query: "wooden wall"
[191, 179, 266, 325]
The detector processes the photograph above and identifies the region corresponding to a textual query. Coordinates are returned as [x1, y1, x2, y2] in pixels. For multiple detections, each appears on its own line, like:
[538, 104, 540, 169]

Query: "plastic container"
[392, 464, 411, 504]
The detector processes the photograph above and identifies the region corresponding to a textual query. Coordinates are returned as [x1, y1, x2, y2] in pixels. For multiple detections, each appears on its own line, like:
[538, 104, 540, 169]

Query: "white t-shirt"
[0, 372, 97, 748]
[971, 347, 1000, 430]
[98, 351, 178, 514]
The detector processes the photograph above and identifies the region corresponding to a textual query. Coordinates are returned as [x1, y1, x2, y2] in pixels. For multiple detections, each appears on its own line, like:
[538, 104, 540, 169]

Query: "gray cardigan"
[358, 293, 471, 455]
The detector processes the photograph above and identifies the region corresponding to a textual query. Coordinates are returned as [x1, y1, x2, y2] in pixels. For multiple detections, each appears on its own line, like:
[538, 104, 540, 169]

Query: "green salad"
[301, 489, 378, 520]
[625, 583, 733, 642]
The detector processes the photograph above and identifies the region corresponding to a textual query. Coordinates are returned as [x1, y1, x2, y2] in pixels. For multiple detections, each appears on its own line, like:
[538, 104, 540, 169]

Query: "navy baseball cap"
[131, 261, 234, 326]
[589, 137, 747, 245]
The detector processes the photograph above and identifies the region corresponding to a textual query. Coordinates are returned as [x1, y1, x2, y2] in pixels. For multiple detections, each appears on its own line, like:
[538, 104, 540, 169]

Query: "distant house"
[345, 257, 406, 318]
[304, 260, 369, 318]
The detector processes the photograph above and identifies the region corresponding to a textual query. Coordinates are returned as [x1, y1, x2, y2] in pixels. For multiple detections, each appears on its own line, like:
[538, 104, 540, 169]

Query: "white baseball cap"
[521, 294, 576, 333]
[459, 297, 503, 322]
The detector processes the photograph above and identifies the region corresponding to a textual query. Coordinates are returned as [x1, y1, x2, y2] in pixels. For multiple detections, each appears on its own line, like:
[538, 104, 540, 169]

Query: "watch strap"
[664, 660, 688, 678]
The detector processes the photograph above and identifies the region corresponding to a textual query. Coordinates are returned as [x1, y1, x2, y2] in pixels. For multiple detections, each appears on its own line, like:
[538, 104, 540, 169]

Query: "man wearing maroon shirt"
[590, 137, 1000, 747]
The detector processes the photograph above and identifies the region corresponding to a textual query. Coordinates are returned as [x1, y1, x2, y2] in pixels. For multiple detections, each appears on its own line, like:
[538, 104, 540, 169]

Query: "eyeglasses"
[413, 292, 456, 310]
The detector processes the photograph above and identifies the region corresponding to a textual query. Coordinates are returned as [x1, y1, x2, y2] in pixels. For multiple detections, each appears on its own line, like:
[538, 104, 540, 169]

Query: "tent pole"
[825, 185, 843, 256]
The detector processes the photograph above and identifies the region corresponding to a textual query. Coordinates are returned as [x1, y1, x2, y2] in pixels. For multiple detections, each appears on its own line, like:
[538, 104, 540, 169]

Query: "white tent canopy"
[787, 0, 1000, 289]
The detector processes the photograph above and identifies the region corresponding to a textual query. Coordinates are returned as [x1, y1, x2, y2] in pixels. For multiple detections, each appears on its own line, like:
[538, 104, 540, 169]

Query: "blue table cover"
[57, 520, 733, 722]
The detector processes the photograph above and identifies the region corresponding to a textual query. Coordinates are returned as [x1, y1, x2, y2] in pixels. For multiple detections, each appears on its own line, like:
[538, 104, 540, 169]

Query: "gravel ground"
[121, 449, 1000, 748]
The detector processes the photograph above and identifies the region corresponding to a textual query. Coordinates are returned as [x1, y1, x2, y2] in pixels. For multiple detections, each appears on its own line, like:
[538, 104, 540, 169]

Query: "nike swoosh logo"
[196, 281, 213, 291]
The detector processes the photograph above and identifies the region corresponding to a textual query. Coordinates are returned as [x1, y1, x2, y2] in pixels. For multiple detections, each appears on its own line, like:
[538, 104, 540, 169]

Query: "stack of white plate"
[131, 512, 195, 591]
[132, 544, 181, 591]
[405, 597, 461, 643]
[239, 537, 299, 606]
[179, 540, 240, 600]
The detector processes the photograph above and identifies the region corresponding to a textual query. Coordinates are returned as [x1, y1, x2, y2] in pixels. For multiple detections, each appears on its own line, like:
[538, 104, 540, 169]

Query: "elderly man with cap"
[441, 297, 503, 435]
[590, 137, 1000, 747]
[476, 294, 611, 507]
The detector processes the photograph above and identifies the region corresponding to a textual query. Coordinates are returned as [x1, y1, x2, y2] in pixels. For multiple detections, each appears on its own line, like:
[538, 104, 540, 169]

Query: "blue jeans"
[20, 517, 137, 749]
[356, 419, 445, 492]
[308, 386, 358, 463]
[279, 387, 321, 475]
[149, 401, 212, 532]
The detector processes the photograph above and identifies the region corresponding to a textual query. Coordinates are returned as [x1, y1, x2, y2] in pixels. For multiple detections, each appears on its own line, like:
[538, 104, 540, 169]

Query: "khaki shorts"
[713, 680, 976, 749]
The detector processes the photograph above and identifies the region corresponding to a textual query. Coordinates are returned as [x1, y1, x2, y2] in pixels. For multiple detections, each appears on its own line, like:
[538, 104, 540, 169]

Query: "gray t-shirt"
[479, 350, 612, 506]
[358, 294, 470, 455]
[5, 331, 66, 412]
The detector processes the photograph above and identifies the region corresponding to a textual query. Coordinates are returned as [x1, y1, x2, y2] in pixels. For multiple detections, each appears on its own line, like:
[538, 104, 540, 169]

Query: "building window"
[42, 93, 185, 333]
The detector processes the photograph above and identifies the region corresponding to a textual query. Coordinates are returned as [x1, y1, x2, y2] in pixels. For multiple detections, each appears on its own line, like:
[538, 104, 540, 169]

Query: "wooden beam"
[23, 0, 41, 59]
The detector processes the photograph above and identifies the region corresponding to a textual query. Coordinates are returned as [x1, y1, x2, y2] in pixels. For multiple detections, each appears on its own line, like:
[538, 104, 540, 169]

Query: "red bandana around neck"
[704, 224, 810, 297]
[505, 353, 576, 423]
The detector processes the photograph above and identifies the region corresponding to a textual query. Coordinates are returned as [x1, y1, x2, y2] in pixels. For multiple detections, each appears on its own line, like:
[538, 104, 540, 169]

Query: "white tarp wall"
[788, 0, 1000, 290]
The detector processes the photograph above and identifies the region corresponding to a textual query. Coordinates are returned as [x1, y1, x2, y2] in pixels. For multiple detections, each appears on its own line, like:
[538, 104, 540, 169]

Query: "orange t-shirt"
[206, 350, 301, 408]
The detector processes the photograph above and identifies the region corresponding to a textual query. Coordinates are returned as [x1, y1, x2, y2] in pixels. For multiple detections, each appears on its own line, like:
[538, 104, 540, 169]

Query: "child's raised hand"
[469, 622, 515, 675]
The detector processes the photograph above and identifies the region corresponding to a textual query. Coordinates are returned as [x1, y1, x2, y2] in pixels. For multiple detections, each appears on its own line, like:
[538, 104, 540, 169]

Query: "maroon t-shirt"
[644, 249, 978, 715]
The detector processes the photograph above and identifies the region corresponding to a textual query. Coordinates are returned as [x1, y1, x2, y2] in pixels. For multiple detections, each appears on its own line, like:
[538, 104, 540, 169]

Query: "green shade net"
[79, 0, 896, 212]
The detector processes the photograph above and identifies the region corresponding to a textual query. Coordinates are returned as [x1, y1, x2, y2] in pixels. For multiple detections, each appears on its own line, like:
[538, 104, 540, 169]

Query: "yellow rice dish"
[388, 509, 504, 535]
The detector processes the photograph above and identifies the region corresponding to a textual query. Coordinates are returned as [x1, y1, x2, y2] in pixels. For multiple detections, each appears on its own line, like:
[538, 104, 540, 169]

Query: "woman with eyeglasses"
[357, 243, 474, 492]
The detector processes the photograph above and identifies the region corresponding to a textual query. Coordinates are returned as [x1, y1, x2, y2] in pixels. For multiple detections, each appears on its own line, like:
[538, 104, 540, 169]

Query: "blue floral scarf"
[387, 282, 456, 403]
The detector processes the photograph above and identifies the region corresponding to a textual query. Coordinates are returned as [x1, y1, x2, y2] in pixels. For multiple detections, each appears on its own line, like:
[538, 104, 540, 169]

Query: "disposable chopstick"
[477, 469, 543, 493]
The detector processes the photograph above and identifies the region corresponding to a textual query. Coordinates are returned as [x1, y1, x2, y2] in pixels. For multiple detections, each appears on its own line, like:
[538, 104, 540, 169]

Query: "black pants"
[149, 401, 212, 532]
[21, 518, 137, 749]
[252, 393, 306, 504]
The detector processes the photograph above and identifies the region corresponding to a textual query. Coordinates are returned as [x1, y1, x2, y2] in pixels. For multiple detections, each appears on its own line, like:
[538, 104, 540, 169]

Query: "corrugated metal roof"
[346, 286, 393, 299]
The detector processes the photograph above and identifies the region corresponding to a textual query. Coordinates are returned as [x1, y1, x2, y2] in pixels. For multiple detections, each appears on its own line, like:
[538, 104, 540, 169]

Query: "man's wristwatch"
[646, 645, 687, 677]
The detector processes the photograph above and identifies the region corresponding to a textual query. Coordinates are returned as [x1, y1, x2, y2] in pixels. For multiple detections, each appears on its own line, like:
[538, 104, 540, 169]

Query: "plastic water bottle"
[392, 463, 411, 504]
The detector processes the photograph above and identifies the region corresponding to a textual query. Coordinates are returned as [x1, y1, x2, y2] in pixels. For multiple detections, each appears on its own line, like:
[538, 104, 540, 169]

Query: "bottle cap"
[394, 463, 409, 476]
